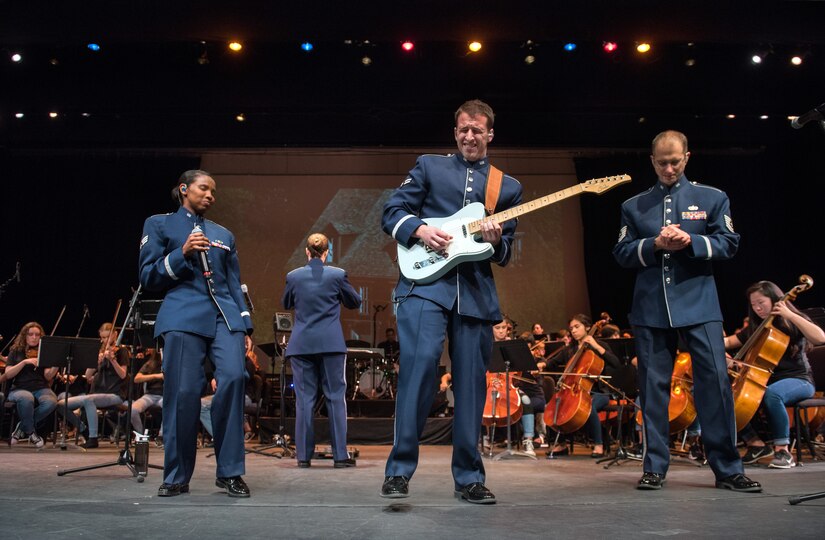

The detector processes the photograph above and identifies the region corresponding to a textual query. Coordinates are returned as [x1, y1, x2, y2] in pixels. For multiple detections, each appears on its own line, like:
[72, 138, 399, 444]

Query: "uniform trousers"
[385, 295, 492, 489]
[291, 353, 349, 462]
[634, 322, 743, 479]
[161, 319, 246, 484]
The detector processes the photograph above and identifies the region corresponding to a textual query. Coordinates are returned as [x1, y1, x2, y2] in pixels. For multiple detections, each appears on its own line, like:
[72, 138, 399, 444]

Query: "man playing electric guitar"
[380, 99, 523, 504]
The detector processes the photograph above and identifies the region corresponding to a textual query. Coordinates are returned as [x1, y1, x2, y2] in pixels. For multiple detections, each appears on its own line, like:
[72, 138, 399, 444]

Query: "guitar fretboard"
[466, 174, 630, 234]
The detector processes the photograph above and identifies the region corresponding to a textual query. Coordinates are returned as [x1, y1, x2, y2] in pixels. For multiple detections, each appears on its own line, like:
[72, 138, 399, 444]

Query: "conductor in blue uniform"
[613, 131, 760, 493]
[380, 100, 523, 504]
[140, 170, 254, 498]
[282, 233, 362, 468]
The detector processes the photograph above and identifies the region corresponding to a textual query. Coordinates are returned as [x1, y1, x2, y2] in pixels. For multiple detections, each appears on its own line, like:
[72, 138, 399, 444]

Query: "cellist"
[546, 314, 620, 458]
[725, 281, 825, 469]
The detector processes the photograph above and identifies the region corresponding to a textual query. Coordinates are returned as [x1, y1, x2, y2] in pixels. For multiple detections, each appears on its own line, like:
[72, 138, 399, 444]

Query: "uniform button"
[466, 187, 473, 192]
[666, 277, 671, 284]
[665, 219, 671, 225]
[469, 169, 474, 173]
[664, 253, 671, 259]
[664, 266, 670, 271]
[468, 177, 474, 182]
[666, 208, 671, 213]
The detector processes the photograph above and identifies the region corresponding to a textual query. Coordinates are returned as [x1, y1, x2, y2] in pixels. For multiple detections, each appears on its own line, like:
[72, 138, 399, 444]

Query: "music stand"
[489, 340, 538, 461]
[38, 336, 99, 451]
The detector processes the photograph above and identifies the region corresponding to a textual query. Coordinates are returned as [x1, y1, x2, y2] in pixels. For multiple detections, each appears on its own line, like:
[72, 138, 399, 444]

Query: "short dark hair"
[455, 99, 495, 129]
[171, 169, 212, 205]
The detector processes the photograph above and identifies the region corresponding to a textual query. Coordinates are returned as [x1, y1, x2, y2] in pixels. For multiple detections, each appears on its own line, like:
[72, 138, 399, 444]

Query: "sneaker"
[10, 422, 25, 444]
[522, 438, 536, 457]
[29, 432, 44, 448]
[742, 445, 774, 465]
[688, 444, 705, 462]
[769, 449, 795, 469]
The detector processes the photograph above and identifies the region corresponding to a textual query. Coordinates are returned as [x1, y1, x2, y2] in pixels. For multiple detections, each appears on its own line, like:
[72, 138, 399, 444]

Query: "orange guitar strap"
[485, 165, 503, 215]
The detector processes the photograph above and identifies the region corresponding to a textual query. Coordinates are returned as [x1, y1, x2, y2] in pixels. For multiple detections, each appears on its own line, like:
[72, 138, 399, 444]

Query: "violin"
[545, 313, 610, 434]
[482, 371, 523, 427]
[731, 275, 813, 430]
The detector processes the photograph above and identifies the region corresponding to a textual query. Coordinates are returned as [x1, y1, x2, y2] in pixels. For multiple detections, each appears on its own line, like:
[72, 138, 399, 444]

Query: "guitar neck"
[467, 184, 585, 234]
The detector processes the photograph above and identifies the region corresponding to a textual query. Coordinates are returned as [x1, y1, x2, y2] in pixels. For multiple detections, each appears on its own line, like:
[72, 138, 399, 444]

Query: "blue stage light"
[301, 42, 314, 52]
[563, 43, 577, 52]
[87, 43, 101, 51]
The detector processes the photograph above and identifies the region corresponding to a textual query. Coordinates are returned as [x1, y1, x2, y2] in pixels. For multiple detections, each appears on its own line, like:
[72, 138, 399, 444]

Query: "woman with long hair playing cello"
[545, 314, 620, 457]
[725, 280, 825, 469]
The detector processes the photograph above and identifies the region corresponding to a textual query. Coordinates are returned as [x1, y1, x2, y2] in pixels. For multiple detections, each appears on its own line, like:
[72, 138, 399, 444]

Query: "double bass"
[545, 314, 610, 433]
[731, 275, 813, 430]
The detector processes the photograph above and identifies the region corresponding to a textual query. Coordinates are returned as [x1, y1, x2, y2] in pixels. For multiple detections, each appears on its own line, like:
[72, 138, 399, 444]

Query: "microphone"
[241, 284, 255, 313]
[15, 262, 21, 283]
[790, 103, 825, 129]
[192, 225, 212, 278]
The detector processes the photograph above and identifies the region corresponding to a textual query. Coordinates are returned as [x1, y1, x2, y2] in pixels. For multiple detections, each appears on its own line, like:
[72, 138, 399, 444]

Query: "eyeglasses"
[653, 156, 686, 168]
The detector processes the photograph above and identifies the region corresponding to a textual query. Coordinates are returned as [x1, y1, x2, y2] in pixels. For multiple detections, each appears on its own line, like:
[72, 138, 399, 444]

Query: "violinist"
[613, 129, 760, 493]
[725, 281, 825, 469]
[4, 322, 58, 448]
[58, 322, 128, 448]
[546, 314, 620, 458]
[131, 347, 164, 440]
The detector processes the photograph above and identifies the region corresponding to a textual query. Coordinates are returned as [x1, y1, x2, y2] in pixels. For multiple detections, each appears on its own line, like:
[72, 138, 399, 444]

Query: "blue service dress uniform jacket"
[613, 175, 743, 480]
[139, 205, 253, 485]
[282, 258, 362, 462]
[382, 153, 523, 488]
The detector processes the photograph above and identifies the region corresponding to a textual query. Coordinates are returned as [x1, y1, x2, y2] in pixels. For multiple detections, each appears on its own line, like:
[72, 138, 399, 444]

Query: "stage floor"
[1, 441, 824, 539]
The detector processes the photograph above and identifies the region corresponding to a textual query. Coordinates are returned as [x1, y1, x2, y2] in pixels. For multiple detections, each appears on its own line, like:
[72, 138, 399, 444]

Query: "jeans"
[59, 393, 123, 438]
[740, 378, 814, 446]
[584, 393, 611, 445]
[8, 387, 58, 434]
[519, 394, 547, 439]
[131, 393, 164, 435]
[201, 394, 251, 437]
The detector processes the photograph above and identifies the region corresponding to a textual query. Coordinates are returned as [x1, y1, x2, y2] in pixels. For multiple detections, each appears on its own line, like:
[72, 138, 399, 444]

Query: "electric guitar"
[397, 174, 631, 284]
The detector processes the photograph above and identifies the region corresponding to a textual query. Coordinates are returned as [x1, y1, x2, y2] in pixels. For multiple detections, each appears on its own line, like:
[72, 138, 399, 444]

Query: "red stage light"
[401, 41, 414, 52]
[603, 42, 618, 53]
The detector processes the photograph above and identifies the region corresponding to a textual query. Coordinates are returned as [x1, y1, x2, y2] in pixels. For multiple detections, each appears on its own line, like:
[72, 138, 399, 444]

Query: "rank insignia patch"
[617, 225, 627, 242]
[725, 215, 734, 232]
[140, 235, 149, 249]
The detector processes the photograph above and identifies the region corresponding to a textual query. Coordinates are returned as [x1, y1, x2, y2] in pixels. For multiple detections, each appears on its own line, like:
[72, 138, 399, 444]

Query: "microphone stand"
[595, 377, 643, 469]
[58, 285, 162, 481]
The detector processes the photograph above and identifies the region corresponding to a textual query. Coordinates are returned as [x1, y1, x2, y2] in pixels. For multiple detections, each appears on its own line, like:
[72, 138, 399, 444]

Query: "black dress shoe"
[158, 483, 190, 497]
[455, 482, 497, 504]
[637, 472, 666, 490]
[216, 476, 251, 498]
[334, 458, 357, 468]
[716, 473, 762, 493]
[380, 476, 410, 498]
[297, 460, 311, 468]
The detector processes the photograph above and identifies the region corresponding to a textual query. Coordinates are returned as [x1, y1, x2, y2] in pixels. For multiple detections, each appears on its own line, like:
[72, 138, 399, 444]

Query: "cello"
[634, 352, 697, 434]
[545, 313, 610, 434]
[482, 371, 523, 427]
[731, 275, 813, 430]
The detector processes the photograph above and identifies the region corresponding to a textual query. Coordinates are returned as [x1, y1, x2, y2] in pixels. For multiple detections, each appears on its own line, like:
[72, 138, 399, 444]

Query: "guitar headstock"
[581, 174, 632, 194]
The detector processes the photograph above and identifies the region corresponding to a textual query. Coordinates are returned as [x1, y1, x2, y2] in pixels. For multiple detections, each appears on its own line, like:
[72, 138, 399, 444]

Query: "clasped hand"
[655, 224, 691, 251]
